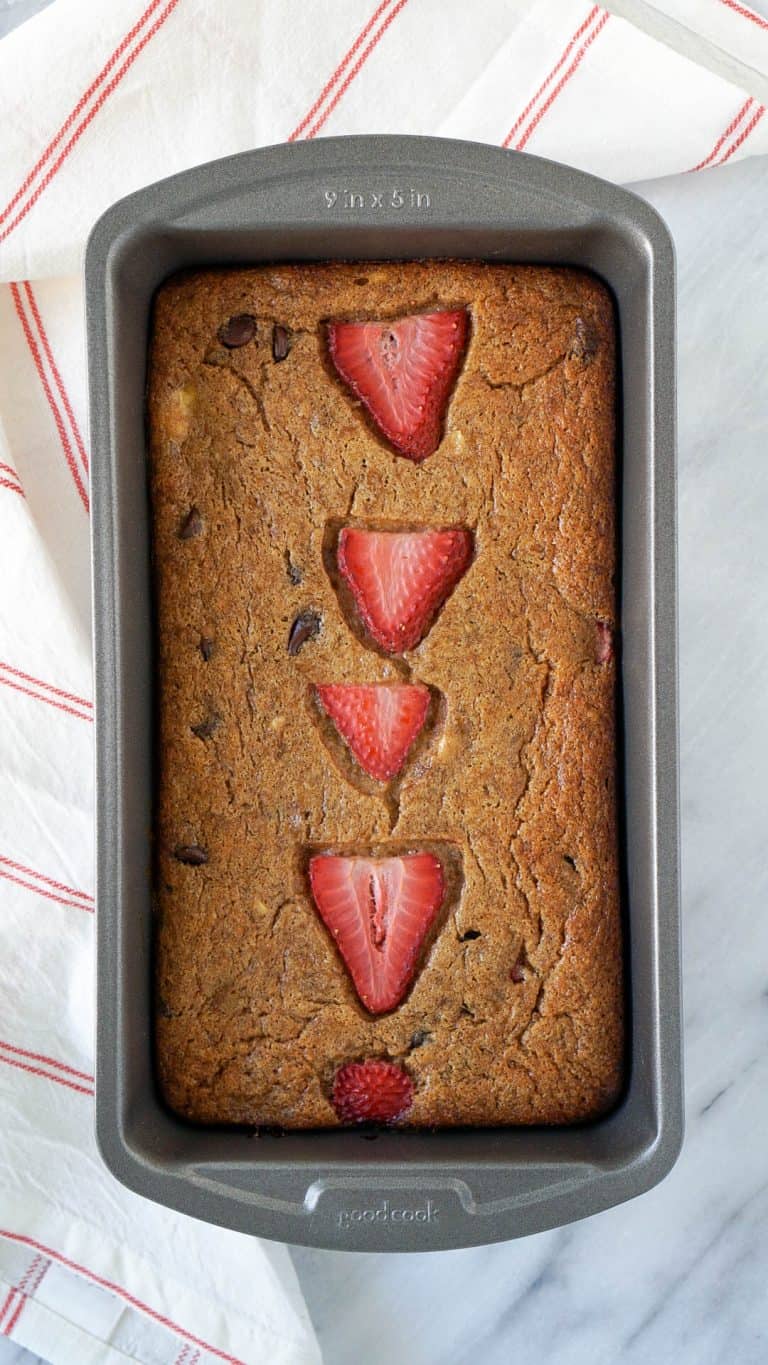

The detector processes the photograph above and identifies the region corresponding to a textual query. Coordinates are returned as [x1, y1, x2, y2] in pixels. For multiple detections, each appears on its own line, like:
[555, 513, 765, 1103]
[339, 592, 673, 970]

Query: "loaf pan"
[86, 135, 681, 1251]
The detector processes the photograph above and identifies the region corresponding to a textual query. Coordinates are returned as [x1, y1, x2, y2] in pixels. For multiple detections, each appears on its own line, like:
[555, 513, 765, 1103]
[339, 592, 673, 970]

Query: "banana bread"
[149, 260, 621, 1127]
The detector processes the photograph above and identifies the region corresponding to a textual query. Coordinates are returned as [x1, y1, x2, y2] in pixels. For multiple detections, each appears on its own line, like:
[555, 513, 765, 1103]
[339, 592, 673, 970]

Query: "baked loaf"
[149, 261, 621, 1127]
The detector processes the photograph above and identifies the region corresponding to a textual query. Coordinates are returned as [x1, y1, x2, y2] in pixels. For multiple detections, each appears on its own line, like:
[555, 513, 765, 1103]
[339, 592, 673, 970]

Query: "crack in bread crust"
[149, 261, 621, 1128]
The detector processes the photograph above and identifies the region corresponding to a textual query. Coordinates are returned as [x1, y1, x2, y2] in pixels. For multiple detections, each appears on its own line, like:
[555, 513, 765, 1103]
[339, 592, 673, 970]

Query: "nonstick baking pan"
[86, 135, 681, 1252]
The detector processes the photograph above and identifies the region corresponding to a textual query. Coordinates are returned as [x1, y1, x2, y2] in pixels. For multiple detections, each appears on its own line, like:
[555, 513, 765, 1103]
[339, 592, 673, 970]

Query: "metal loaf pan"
[86, 136, 681, 1251]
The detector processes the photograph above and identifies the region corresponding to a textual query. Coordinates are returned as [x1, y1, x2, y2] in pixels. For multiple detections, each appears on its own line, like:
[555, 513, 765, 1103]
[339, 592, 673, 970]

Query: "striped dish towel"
[0, 0, 766, 1360]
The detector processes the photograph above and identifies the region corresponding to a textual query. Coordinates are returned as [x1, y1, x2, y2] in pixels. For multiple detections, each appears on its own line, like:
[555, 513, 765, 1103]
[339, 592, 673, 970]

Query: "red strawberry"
[332, 1059, 414, 1124]
[309, 852, 445, 1013]
[327, 309, 468, 461]
[316, 682, 430, 782]
[337, 527, 472, 654]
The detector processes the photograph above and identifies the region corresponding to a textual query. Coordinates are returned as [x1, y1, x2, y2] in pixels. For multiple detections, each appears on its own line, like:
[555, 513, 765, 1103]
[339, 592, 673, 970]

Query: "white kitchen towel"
[3, 0, 768, 280]
[0, 0, 767, 1361]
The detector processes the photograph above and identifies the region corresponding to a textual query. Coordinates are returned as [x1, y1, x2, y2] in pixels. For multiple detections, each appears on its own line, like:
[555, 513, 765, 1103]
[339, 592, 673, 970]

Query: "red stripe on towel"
[0, 853, 93, 903]
[502, 6, 601, 148]
[23, 283, 89, 476]
[305, 0, 410, 139]
[0, 660, 92, 710]
[0, 0, 168, 228]
[0, 1050, 94, 1097]
[3, 1257, 50, 1337]
[9, 283, 89, 511]
[0, 866, 93, 913]
[689, 97, 754, 171]
[717, 103, 766, 165]
[0, 671, 92, 721]
[0, 0, 181, 244]
[288, 0, 398, 141]
[0, 1232, 248, 1365]
[718, 0, 768, 29]
[288, 0, 409, 141]
[511, 10, 610, 151]
[0, 1288, 17, 1330]
[0, 1040, 93, 1084]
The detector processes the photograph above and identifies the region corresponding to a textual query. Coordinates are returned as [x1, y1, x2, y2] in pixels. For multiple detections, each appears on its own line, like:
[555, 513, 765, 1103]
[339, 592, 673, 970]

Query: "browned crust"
[149, 261, 621, 1127]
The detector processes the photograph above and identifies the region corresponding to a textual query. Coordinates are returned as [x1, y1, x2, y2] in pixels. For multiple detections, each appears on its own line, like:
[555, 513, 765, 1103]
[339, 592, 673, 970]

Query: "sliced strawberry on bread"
[337, 527, 473, 654]
[327, 309, 468, 460]
[332, 1059, 414, 1124]
[308, 852, 445, 1013]
[315, 682, 430, 782]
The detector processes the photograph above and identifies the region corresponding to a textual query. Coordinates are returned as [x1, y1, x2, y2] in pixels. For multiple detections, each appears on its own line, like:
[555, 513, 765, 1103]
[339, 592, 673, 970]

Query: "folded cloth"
[0, 0, 766, 1360]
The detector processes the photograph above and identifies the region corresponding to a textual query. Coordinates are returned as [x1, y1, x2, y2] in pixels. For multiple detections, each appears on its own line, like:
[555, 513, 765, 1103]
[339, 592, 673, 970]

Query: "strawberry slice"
[316, 682, 430, 782]
[309, 852, 445, 1013]
[327, 309, 468, 460]
[332, 1059, 414, 1124]
[337, 527, 473, 654]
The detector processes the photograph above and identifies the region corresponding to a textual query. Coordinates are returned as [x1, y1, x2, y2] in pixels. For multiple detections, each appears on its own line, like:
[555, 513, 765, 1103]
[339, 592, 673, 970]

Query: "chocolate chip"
[569, 317, 599, 362]
[410, 1030, 430, 1049]
[284, 550, 303, 585]
[563, 854, 577, 870]
[287, 609, 321, 655]
[191, 712, 220, 740]
[199, 636, 215, 662]
[218, 314, 256, 348]
[157, 996, 173, 1018]
[173, 844, 208, 866]
[178, 507, 203, 539]
[272, 324, 291, 362]
[459, 929, 481, 941]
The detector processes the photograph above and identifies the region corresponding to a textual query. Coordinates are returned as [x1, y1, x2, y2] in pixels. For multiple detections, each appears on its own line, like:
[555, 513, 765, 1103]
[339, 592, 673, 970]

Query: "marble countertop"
[2, 84, 766, 1365]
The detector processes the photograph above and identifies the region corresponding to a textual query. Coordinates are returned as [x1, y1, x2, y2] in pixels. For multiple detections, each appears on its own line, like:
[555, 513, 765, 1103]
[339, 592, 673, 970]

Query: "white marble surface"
[1, 122, 767, 1365]
[0, 0, 51, 40]
[286, 156, 768, 1365]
